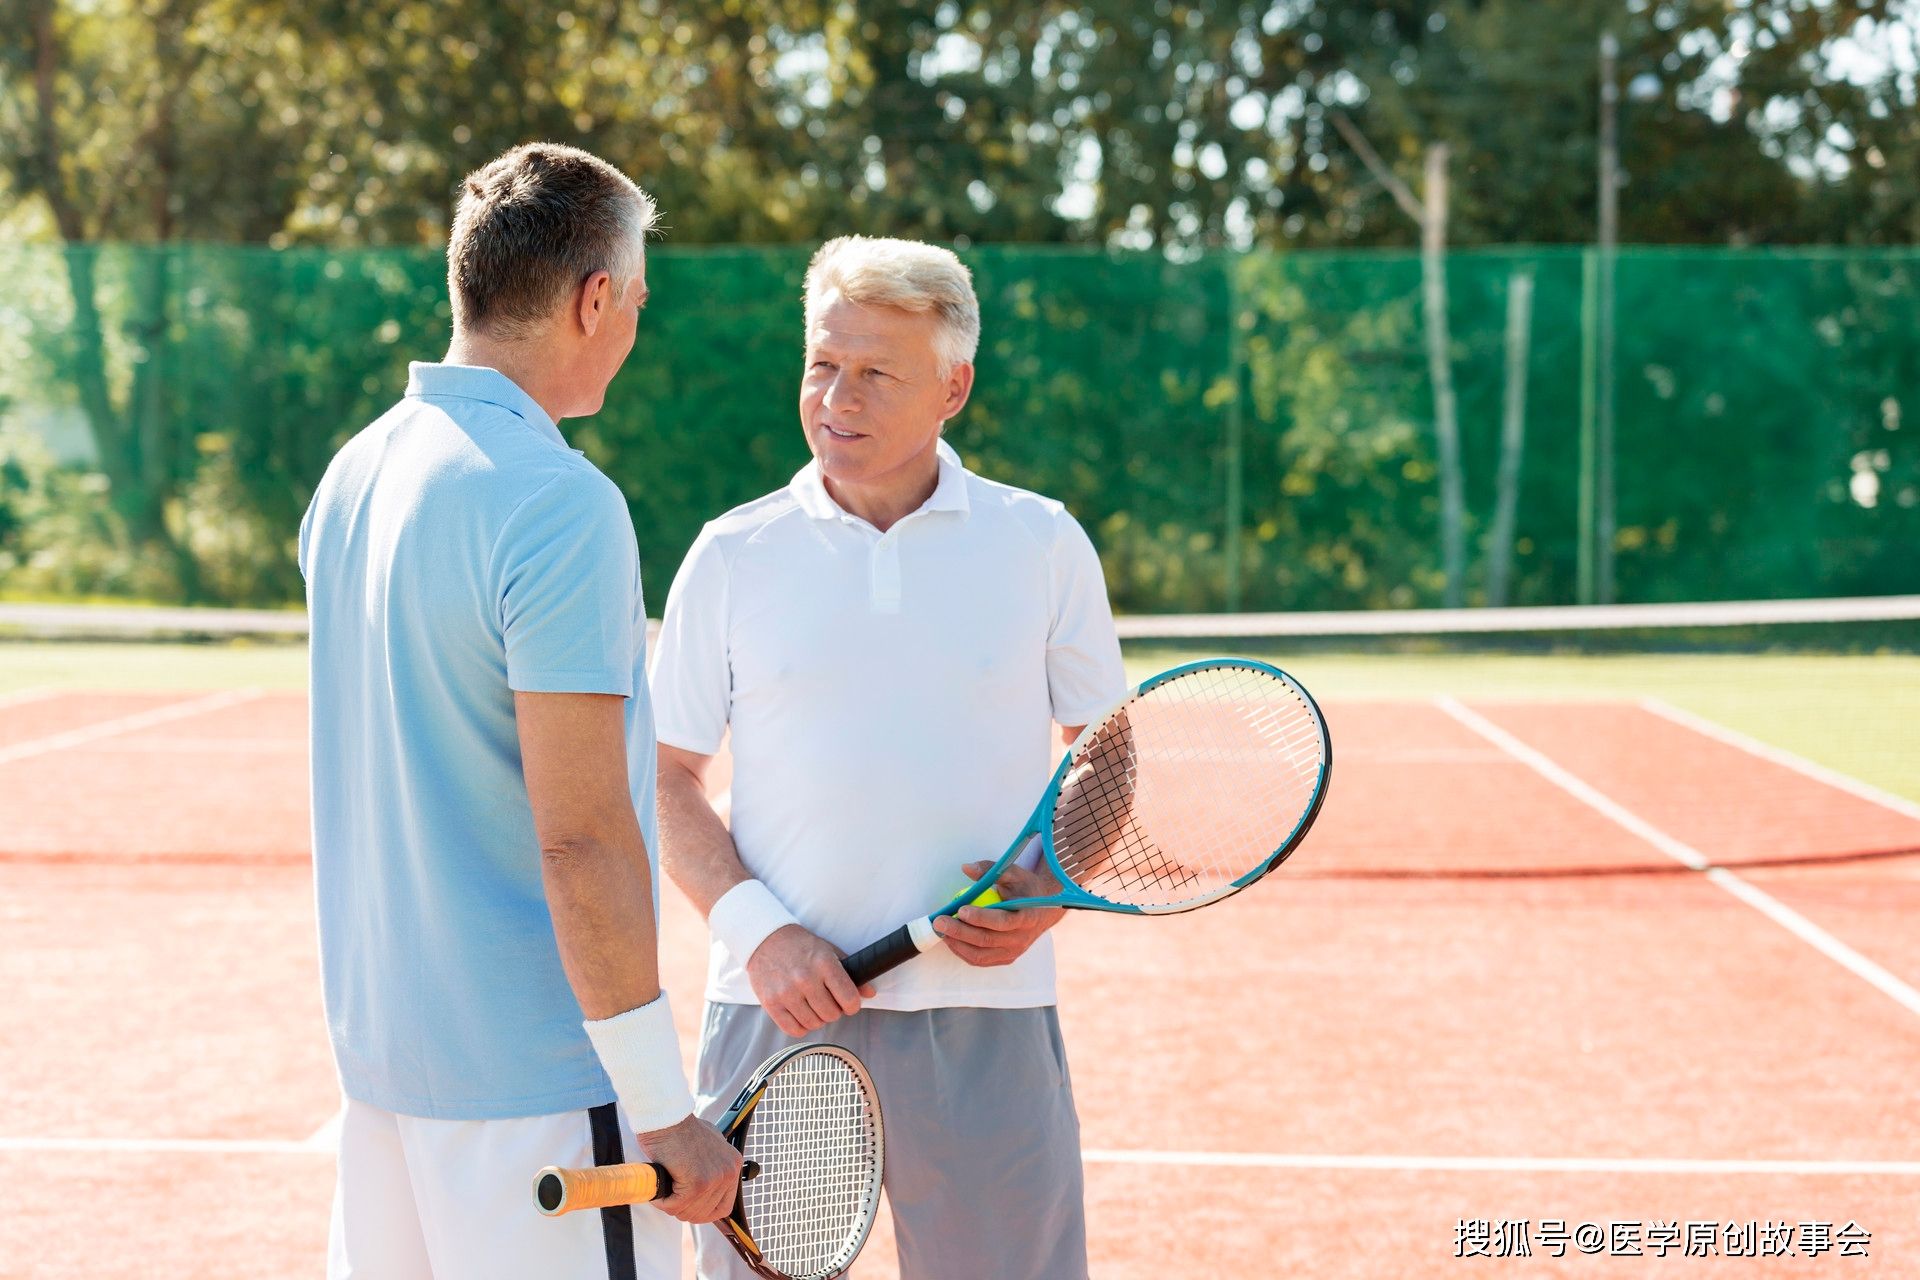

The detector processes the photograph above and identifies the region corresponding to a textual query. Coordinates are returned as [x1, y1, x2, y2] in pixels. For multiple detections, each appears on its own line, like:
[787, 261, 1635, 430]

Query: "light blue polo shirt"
[298, 361, 655, 1120]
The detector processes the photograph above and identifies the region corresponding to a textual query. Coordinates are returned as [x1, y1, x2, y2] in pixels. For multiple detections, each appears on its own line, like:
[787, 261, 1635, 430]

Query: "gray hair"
[448, 142, 657, 340]
[803, 236, 980, 374]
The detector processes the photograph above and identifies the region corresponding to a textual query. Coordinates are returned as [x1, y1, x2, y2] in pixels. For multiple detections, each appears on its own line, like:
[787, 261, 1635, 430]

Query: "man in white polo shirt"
[301, 143, 739, 1279]
[650, 236, 1126, 1279]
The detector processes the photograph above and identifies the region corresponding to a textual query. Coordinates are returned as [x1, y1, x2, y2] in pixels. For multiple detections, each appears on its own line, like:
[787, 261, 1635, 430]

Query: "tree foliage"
[11, 0, 1920, 252]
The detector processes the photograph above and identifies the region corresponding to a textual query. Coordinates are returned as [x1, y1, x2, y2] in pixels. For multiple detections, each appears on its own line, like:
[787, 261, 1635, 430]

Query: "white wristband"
[583, 993, 695, 1134]
[708, 879, 799, 965]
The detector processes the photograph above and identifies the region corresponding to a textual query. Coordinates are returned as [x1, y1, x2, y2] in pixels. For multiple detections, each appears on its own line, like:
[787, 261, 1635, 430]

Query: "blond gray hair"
[803, 236, 980, 374]
[448, 142, 656, 340]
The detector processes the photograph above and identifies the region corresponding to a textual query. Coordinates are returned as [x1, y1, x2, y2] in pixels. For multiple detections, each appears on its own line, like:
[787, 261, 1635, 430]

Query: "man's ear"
[576, 269, 612, 338]
[940, 361, 976, 424]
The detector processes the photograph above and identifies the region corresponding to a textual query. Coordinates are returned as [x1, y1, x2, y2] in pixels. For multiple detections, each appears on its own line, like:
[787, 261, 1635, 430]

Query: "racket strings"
[1051, 664, 1327, 909]
[1052, 753, 1199, 893]
[737, 1051, 882, 1278]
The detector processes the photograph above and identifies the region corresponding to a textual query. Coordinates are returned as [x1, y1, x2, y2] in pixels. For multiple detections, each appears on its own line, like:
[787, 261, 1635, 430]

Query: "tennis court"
[2, 610, 1917, 1277]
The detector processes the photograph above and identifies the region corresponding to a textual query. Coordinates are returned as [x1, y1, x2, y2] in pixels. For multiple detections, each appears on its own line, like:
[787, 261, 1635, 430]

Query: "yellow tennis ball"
[953, 883, 1002, 908]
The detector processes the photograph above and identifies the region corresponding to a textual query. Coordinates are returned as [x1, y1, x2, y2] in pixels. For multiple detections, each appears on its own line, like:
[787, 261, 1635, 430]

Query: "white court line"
[82, 738, 302, 754]
[0, 1137, 322, 1155]
[1639, 697, 1920, 824]
[0, 687, 59, 711]
[4, 1136, 1915, 1177]
[304, 1108, 343, 1150]
[1083, 1150, 1920, 1176]
[0, 689, 262, 767]
[1436, 697, 1920, 1021]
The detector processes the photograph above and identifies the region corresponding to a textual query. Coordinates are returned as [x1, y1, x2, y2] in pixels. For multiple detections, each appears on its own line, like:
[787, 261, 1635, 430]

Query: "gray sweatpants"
[692, 1002, 1089, 1280]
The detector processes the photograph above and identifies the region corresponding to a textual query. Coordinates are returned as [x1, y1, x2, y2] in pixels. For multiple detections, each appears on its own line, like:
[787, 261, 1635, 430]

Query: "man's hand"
[1051, 710, 1135, 877]
[746, 924, 876, 1037]
[933, 862, 1065, 967]
[634, 1113, 744, 1224]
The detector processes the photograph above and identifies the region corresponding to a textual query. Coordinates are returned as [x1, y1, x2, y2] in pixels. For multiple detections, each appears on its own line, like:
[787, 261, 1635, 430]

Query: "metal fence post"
[1225, 254, 1246, 613]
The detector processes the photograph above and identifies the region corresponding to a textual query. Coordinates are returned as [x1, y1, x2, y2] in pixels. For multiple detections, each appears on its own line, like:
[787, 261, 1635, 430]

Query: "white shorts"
[328, 1096, 681, 1280]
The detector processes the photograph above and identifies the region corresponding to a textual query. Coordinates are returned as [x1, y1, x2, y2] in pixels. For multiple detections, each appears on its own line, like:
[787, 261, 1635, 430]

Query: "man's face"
[574, 257, 648, 416]
[800, 291, 960, 490]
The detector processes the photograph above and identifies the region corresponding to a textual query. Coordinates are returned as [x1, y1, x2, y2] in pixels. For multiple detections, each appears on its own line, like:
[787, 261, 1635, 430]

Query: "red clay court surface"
[2, 687, 1917, 1278]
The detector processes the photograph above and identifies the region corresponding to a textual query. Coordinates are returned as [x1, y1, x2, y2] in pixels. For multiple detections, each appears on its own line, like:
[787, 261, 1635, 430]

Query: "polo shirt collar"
[790, 439, 971, 525]
[405, 362, 567, 448]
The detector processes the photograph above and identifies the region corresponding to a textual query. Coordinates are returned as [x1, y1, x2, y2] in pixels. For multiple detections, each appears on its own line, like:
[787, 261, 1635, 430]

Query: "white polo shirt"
[650, 443, 1126, 1011]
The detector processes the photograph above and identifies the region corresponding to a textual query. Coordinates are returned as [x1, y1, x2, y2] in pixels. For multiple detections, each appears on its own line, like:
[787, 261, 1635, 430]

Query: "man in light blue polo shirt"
[300, 143, 738, 1279]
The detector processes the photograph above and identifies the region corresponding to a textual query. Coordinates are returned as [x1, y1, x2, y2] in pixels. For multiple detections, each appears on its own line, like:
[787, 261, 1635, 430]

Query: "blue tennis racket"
[841, 658, 1332, 986]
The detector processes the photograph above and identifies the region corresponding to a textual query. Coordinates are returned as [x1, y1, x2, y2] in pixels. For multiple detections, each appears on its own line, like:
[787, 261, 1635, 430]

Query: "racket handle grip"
[842, 918, 938, 987]
[533, 1162, 670, 1216]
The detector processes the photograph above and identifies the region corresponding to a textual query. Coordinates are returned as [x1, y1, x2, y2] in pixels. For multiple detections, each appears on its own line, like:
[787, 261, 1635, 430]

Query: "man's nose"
[822, 372, 860, 413]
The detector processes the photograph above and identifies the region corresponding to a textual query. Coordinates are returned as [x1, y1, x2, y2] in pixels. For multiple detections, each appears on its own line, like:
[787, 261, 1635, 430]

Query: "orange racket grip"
[533, 1161, 670, 1216]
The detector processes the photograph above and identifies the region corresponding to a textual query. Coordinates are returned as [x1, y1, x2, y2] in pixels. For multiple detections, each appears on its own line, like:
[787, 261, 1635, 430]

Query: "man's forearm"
[657, 756, 807, 971]
[517, 691, 668, 1023]
[541, 828, 661, 1021]
[656, 760, 756, 916]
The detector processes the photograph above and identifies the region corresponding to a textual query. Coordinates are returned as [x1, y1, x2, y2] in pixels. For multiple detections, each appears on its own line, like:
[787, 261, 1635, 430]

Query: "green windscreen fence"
[1, 243, 1916, 614]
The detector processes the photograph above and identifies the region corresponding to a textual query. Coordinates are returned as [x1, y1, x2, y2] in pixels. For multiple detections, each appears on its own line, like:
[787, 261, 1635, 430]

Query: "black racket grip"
[842, 923, 926, 987]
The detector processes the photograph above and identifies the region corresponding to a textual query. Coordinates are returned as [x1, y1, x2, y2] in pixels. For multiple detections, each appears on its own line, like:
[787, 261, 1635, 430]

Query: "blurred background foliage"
[2, 0, 1918, 610]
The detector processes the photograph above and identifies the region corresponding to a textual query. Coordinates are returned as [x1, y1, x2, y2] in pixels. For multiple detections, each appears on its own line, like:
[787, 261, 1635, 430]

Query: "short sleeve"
[648, 525, 732, 755]
[494, 469, 639, 695]
[297, 501, 313, 582]
[1045, 511, 1127, 726]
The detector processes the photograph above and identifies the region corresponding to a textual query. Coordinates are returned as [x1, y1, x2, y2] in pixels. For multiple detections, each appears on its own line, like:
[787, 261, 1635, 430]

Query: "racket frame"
[843, 658, 1331, 985]
[963, 657, 1331, 916]
[716, 1042, 885, 1279]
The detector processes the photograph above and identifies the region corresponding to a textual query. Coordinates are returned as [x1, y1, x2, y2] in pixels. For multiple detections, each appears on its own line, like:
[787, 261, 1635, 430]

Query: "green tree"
[3, 0, 316, 595]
